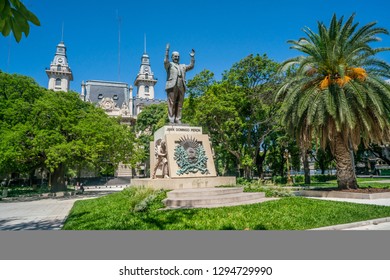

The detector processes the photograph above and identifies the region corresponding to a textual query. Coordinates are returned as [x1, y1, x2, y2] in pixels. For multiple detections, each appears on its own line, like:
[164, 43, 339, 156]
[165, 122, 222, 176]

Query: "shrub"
[133, 189, 166, 212]
[312, 174, 337, 182]
[124, 187, 166, 212]
[272, 176, 287, 185]
[293, 175, 304, 183]
[236, 177, 254, 186]
[244, 185, 293, 197]
[379, 169, 390, 176]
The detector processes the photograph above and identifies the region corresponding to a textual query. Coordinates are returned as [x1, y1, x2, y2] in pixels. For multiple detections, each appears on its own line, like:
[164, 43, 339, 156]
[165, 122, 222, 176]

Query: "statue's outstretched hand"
[166, 43, 170, 51]
[190, 49, 195, 57]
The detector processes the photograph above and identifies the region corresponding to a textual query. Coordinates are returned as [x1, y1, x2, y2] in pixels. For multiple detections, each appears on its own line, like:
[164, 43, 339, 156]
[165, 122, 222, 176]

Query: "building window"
[145, 73, 148, 79]
[55, 78, 61, 87]
[98, 94, 103, 99]
[57, 65, 61, 71]
[113, 95, 118, 100]
[145, 86, 149, 93]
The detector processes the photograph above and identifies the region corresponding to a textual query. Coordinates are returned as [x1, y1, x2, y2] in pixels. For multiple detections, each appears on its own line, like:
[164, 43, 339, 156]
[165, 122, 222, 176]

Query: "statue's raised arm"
[164, 43, 170, 66]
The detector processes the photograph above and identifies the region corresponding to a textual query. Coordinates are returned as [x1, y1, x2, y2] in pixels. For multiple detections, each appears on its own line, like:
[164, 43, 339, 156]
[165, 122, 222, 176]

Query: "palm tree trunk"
[334, 133, 358, 189]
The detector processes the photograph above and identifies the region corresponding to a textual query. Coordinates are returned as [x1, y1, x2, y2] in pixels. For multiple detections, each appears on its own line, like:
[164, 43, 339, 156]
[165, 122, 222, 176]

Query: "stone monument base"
[130, 176, 236, 190]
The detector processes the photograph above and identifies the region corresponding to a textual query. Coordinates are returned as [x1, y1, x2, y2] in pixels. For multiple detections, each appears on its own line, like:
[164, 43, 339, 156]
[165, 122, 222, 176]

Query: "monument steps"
[163, 187, 277, 209]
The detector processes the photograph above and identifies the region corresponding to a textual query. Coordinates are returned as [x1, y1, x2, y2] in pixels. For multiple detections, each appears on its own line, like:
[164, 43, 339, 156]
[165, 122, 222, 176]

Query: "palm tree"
[276, 14, 390, 189]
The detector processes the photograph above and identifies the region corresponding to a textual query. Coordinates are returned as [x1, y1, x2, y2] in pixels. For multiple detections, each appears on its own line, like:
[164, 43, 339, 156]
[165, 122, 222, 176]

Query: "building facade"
[80, 51, 165, 123]
[46, 41, 166, 177]
[81, 80, 134, 126]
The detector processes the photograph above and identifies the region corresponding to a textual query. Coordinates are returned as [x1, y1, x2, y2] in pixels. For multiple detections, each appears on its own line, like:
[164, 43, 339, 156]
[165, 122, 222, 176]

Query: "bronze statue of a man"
[164, 43, 195, 124]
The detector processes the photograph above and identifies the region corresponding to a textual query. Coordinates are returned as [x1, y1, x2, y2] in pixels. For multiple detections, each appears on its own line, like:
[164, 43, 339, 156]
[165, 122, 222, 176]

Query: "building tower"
[46, 41, 73, 91]
[133, 51, 157, 115]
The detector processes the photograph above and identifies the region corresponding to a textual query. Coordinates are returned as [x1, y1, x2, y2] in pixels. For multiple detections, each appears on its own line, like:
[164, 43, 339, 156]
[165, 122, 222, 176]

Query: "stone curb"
[298, 190, 390, 199]
[309, 217, 390, 230]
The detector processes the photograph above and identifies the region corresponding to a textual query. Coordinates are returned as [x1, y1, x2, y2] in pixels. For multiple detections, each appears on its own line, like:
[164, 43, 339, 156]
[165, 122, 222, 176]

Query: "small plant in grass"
[236, 177, 254, 186]
[125, 187, 166, 212]
[133, 189, 166, 212]
[244, 185, 293, 197]
[293, 175, 304, 184]
[272, 176, 287, 185]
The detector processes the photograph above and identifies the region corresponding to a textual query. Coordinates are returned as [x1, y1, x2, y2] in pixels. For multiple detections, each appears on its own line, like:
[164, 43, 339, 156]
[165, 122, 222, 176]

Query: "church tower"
[46, 41, 73, 92]
[134, 51, 157, 100]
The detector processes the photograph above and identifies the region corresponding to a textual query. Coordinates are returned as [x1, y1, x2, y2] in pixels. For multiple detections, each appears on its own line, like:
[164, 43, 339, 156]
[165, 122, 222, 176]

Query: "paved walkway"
[0, 197, 81, 230]
[0, 187, 123, 230]
[2, 187, 390, 230]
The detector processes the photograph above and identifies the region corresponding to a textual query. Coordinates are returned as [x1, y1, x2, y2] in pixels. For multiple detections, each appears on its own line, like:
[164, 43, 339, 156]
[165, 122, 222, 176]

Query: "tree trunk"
[334, 134, 358, 189]
[302, 150, 311, 185]
[280, 152, 285, 177]
[256, 149, 267, 180]
[51, 163, 67, 192]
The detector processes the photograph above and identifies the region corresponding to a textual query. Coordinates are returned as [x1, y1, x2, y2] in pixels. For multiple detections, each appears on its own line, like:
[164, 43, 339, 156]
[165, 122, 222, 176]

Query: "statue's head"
[171, 51, 180, 63]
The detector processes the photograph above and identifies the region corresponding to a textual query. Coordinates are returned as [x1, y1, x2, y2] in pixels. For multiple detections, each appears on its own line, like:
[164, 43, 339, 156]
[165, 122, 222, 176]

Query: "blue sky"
[1, 0, 390, 100]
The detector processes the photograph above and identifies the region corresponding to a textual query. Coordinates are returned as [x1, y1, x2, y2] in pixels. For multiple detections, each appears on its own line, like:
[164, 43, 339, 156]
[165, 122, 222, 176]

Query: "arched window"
[145, 73, 149, 79]
[57, 65, 61, 71]
[55, 78, 61, 87]
[145, 85, 149, 93]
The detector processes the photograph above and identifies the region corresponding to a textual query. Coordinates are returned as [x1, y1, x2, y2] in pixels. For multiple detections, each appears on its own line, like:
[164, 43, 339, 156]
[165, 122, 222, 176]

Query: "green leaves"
[0, 0, 40, 42]
[279, 13, 390, 151]
[0, 72, 138, 186]
[134, 103, 168, 164]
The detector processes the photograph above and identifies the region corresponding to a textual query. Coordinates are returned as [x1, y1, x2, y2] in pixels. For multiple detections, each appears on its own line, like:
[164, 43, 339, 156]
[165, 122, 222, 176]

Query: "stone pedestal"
[131, 125, 236, 189]
[131, 176, 236, 190]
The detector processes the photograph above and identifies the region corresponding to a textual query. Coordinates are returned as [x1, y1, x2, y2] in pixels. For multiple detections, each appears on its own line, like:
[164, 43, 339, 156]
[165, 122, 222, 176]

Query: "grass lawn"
[62, 187, 390, 230]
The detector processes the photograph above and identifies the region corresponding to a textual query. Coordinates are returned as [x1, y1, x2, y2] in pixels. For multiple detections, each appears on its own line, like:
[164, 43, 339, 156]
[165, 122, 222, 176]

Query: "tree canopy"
[0, 72, 138, 191]
[183, 54, 282, 178]
[276, 14, 390, 189]
[134, 103, 168, 172]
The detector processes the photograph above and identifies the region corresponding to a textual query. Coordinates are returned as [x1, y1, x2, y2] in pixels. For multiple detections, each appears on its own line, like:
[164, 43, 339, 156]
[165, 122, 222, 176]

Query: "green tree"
[192, 82, 245, 175]
[222, 54, 281, 178]
[265, 132, 300, 179]
[276, 14, 390, 189]
[309, 146, 335, 174]
[134, 103, 168, 174]
[0, 0, 40, 42]
[187, 69, 216, 98]
[0, 72, 138, 191]
[0, 72, 45, 185]
[185, 55, 281, 178]
[31, 90, 138, 191]
[184, 69, 216, 124]
[367, 144, 390, 165]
